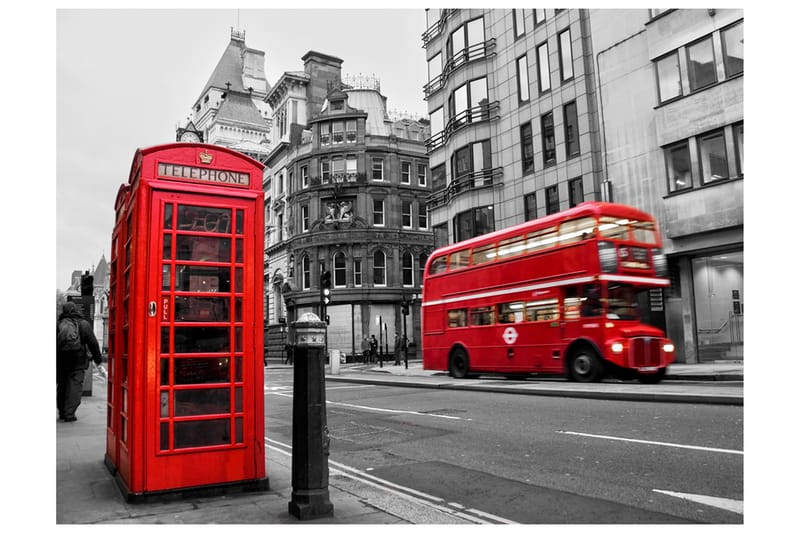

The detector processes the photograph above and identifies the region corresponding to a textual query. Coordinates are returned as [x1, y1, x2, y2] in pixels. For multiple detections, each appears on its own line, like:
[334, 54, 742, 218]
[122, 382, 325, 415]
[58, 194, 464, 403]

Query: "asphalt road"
[264, 368, 743, 524]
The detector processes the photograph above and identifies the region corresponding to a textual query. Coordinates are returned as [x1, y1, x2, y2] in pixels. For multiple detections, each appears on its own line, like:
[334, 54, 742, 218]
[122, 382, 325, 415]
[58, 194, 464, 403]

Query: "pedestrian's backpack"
[57, 317, 82, 351]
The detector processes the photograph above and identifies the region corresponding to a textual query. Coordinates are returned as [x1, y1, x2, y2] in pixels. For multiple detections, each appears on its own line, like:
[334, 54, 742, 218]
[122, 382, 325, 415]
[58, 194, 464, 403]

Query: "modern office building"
[421, 8, 743, 363]
[262, 51, 432, 361]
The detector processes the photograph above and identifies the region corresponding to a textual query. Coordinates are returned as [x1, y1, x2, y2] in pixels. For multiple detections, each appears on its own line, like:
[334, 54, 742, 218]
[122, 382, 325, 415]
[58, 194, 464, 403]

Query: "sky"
[54, 7, 430, 290]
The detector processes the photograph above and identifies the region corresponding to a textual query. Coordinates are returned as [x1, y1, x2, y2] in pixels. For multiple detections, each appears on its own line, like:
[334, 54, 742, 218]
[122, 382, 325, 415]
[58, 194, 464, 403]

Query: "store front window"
[692, 251, 743, 362]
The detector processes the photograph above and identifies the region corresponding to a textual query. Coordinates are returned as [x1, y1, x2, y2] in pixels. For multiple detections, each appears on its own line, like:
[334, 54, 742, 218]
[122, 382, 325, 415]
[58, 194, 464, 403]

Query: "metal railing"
[427, 167, 503, 209]
[425, 100, 500, 152]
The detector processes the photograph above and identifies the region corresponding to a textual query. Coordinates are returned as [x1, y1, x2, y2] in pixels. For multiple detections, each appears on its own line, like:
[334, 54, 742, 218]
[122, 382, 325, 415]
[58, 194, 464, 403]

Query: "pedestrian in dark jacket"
[56, 301, 102, 422]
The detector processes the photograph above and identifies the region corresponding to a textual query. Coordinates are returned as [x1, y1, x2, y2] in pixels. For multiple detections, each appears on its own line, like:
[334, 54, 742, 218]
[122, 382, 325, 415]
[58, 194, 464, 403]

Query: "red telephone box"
[105, 143, 268, 500]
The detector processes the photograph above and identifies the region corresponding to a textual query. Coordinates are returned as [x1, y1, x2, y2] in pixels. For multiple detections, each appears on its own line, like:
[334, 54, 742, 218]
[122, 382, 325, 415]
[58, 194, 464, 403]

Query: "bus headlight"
[663, 342, 675, 353]
[610, 342, 624, 353]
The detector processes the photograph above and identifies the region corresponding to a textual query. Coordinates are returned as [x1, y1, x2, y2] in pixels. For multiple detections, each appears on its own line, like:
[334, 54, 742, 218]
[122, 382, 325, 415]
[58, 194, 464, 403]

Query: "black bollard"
[288, 312, 334, 520]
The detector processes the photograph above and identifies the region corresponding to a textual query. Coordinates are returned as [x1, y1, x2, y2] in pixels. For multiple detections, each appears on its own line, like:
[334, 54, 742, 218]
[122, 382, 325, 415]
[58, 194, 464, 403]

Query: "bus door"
[521, 289, 562, 372]
[145, 191, 259, 491]
[562, 283, 604, 346]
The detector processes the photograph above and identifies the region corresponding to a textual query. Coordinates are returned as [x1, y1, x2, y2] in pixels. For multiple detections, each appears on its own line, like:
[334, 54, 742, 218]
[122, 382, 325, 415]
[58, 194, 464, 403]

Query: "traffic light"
[320, 269, 332, 307]
[80, 271, 94, 296]
[401, 300, 409, 315]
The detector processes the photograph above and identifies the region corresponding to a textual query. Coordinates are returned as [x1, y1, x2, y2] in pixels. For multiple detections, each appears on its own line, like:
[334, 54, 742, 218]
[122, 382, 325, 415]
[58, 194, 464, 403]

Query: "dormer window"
[332, 101, 344, 111]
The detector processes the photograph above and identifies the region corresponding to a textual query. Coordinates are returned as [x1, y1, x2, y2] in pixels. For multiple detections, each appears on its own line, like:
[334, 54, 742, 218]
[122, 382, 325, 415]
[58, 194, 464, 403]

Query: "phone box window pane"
[178, 206, 232, 234]
[173, 327, 230, 353]
[160, 358, 169, 385]
[164, 204, 173, 229]
[235, 210, 244, 234]
[174, 419, 230, 449]
[163, 235, 172, 260]
[160, 422, 169, 450]
[176, 235, 231, 262]
[174, 356, 230, 384]
[235, 418, 243, 443]
[174, 388, 230, 416]
[175, 296, 230, 322]
[176, 266, 230, 292]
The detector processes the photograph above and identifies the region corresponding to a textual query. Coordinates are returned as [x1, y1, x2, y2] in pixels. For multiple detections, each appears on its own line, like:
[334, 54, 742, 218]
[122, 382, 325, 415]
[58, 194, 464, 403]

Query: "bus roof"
[428, 202, 655, 259]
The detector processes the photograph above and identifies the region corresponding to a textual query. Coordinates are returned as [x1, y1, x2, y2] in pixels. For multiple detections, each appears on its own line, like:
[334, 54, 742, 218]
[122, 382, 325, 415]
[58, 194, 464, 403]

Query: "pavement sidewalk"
[56, 369, 465, 525]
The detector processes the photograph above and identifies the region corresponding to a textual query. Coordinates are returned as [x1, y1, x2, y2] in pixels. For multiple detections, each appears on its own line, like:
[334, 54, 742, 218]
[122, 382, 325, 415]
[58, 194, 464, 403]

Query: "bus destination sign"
[157, 162, 250, 187]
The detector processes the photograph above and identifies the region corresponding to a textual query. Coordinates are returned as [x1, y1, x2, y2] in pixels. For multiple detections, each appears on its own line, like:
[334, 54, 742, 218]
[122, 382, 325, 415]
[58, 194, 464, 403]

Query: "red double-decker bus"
[421, 202, 675, 383]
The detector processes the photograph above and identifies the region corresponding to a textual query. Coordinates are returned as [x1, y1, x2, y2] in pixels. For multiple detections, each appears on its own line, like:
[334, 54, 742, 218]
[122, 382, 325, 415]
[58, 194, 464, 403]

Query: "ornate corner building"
[262, 52, 432, 360]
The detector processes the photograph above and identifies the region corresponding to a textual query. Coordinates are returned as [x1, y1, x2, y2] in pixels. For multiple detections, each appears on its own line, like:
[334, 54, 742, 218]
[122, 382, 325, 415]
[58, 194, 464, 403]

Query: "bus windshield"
[598, 217, 657, 244]
[606, 283, 640, 320]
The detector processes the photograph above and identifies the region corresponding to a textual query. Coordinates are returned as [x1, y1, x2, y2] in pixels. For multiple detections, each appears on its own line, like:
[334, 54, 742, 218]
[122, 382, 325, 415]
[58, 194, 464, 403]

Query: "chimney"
[302, 51, 344, 120]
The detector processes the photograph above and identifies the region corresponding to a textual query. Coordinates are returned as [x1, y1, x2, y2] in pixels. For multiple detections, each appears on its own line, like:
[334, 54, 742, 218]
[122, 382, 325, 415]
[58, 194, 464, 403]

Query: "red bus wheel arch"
[566, 339, 605, 382]
[448, 345, 471, 379]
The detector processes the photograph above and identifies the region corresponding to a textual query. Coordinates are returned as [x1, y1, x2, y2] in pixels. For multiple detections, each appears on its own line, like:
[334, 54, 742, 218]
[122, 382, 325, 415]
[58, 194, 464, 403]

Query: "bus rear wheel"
[569, 349, 604, 382]
[449, 348, 470, 379]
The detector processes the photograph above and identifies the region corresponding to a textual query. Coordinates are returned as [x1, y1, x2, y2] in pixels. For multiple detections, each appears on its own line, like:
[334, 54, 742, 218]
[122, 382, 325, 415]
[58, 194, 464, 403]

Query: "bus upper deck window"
[429, 256, 448, 275]
[631, 221, 657, 244]
[449, 250, 470, 270]
[472, 243, 496, 265]
[598, 217, 630, 240]
[559, 217, 596, 244]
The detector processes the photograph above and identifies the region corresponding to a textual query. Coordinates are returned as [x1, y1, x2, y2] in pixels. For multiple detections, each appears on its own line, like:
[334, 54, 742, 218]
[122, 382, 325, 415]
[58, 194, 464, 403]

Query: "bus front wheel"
[449, 348, 470, 379]
[569, 349, 604, 382]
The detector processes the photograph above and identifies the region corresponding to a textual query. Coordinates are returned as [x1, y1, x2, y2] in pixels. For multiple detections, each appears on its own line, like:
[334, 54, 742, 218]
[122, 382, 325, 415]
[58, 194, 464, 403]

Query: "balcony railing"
[424, 39, 496, 99]
[421, 9, 456, 46]
[427, 167, 503, 209]
[425, 100, 500, 153]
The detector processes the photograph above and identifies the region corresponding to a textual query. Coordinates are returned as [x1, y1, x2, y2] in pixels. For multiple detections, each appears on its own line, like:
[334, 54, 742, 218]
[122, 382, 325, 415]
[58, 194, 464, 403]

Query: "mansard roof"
[216, 91, 269, 129]
[196, 35, 271, 107]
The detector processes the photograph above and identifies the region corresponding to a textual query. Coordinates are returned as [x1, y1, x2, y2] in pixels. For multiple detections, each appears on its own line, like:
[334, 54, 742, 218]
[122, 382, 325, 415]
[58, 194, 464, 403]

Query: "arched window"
[373, 250, 386, 286]
[334, 252, 347, 287]
[419, 253, 428, 284]
[302, 255, 311, 290]
[402, 252, 414, 286]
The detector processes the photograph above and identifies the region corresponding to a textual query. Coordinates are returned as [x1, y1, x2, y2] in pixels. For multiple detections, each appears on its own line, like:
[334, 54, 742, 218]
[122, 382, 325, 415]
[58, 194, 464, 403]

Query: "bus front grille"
[630, 337, 663, 368]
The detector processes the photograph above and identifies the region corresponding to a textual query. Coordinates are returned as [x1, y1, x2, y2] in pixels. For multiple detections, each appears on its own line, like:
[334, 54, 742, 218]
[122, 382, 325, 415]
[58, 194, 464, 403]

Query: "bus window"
[498, 302, 524, 323]
[607, 284, 639, 320]
[598, 216, 630, 240]
[580, 284, 603, 317]
[448, 309, 468, 328]
[496, 235, 527, 259]
[559, 217, 596, 244]
[472, 243, 496, 265]
[449, 249, 470, 270]
[524, 299, 559, 321]
[526, 226, 559, 252]
[429, 256, 448, 275]
[631, 221, 657, 244]
[564, 287, 581, 320]
[470, 306, 495, 326]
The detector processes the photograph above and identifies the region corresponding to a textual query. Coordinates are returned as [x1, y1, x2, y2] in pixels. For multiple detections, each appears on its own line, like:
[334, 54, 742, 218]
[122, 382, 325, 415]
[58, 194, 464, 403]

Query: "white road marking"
[326, 384, 377, 391]
[653, 489, 743, 515]
[265, 437, 515, 524]
[326, 399, 472, 420]
[557, 430, 743, 455]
